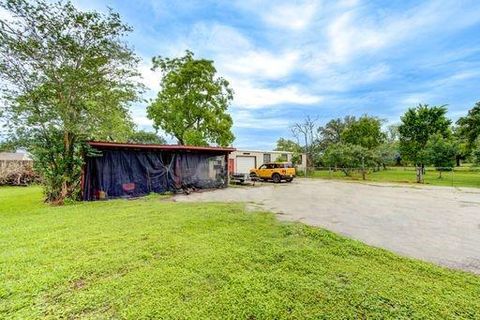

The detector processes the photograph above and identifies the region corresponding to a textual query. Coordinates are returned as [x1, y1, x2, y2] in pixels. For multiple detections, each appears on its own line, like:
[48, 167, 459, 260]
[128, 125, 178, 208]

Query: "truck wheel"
[272, 173, 281, 183]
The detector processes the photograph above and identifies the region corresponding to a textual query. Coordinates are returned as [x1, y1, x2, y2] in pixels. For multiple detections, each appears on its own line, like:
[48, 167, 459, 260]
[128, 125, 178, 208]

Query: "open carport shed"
[82, 141, 235, 201]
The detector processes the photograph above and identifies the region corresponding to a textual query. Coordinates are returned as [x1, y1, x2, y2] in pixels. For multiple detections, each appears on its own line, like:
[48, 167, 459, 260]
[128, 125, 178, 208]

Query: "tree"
[398, 104, 452, 182]
[341, 115, 385, 149]
[456, 102, 480, 148]
[128, 130, 166, 145]
[374, 142, 400, 168]
[385, 124, 400, 142]
[274, 138, 302, 164]
[0, 138, 16, 152]
[0, 0, 141, 203]
[317, 116, 355, 150]
[274, 138, 302, 153]
[423, 134, 457, 178]
[291, 116, 318, 171]
[147, 51, 234, 146]
[472, 139, 480, 165]
[452, 126, 469, 166]
[323, 143, 373, 176]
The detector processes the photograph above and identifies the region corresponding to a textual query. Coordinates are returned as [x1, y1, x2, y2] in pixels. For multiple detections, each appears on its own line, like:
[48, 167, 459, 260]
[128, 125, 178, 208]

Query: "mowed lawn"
[309, 166, 480, 188]
[1, 187, 480, 319]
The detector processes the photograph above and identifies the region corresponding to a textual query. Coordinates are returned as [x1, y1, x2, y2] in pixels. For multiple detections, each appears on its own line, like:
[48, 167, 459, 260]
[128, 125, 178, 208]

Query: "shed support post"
[224, 153, 229, 187]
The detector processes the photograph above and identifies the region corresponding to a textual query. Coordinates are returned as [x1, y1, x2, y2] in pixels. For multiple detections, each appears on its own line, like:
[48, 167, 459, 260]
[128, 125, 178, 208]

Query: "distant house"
[0, 152, 32, 161]
[0, 152, 33, 169]
[228, 149, 307, 174]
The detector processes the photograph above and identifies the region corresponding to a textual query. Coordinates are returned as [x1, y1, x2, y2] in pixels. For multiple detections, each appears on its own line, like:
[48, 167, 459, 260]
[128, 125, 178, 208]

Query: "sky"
[5, 0, 480, 150]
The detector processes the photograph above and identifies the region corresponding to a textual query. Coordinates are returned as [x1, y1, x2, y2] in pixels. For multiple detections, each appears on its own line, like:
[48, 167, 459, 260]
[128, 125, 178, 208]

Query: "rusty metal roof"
[87, 141, 236, 153]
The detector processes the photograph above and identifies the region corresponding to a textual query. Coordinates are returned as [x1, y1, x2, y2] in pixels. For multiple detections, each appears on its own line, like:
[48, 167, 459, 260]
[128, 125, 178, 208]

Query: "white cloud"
[326, 12, 386, 63]
[223, 50, 300, 80]
[138, 61, 164, 92]
[232, 110, 290, 129]
[399, 94, 433, 108]
[321, 1, 480, 65]
[231, 78, 322, 108]
[188, 23, 300, 81]
[133, 115, 153, 127]
[336, 0, 359, 8]
[165, 22, 322, 109]
[0, 7, 13, 21]
[263, 0, 319, 30]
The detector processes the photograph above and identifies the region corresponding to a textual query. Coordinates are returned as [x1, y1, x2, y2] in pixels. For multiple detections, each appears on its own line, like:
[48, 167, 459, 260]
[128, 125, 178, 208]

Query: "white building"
[0, 152, 32, 161]
[228, 149, 306, 174]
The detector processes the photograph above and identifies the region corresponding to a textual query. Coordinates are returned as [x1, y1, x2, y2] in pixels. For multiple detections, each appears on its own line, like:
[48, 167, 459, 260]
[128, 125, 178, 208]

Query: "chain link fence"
[296, 166, 480, 188]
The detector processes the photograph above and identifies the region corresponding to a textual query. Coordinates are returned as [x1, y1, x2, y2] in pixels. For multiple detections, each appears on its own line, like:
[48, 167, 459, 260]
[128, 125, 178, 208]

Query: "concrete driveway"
[175, 179, 480, 274]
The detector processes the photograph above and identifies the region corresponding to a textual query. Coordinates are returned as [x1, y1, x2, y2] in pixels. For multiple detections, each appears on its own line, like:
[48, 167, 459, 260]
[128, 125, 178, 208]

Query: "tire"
[272, 173, 281, 183]
[286, 178, 293, 182]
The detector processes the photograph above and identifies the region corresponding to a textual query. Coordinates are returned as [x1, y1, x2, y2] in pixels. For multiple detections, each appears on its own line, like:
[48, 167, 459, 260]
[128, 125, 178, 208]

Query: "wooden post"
[224, 153, 229, 187]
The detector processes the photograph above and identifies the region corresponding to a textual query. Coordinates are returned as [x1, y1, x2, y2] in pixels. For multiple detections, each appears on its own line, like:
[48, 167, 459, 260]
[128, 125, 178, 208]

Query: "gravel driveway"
[175, 179, 480, 274]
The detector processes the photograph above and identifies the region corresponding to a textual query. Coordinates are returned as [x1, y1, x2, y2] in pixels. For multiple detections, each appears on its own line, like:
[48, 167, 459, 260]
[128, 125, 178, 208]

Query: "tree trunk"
[54, 131, 76, 204]
[416, 165, 424, 183]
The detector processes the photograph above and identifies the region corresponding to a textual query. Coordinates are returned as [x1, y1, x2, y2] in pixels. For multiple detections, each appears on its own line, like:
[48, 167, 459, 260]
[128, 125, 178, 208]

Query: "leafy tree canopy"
[398, 104, 452, 165]
[274, 138, 303, 165]
[472, 139, 480, 165]
[456, 101, 480, 148]
[128, 130, 166, 145]
[274, 138, 302, 153]
[147, 50, 234, 147]
[0, 0, 141, 202]
[341, 115, 385, 149]
[317, 116, 355, 150]
[422, 134, 457, 176]
[323, 143, 380, 176]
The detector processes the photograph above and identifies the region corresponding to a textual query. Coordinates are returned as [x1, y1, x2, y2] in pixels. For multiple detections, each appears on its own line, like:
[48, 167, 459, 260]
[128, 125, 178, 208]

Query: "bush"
[472, 139, 480, 165]
[323, 143, 376, 176]
[0, 162, 40, 186]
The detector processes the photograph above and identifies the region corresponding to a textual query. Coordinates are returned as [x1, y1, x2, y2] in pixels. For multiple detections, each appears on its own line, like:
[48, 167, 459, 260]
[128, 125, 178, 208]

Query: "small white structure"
[229, 149, 306, 174]
[0, 152, 31, 161]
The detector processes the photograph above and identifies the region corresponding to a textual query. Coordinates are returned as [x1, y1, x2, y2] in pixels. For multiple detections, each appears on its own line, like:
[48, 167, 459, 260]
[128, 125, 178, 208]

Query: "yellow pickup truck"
[249, 162, 295, 183]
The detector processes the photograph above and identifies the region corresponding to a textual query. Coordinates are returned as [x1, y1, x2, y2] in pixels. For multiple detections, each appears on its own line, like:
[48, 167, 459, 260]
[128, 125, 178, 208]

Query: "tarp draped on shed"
[82, 142, 233, 200]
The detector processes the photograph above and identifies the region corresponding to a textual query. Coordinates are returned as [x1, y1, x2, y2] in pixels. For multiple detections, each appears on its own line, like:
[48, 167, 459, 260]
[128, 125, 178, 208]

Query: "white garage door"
[236, 156, 256, 174]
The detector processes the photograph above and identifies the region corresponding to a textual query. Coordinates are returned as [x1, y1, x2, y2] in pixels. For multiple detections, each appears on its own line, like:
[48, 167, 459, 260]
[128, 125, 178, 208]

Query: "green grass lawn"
[1, 187, 480, 319]
[308, 166, 480, 188]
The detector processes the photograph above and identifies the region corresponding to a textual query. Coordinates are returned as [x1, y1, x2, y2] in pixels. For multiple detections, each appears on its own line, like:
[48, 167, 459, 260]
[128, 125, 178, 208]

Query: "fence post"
[361, 156, 366, 180]
[451, 167, 454, 187]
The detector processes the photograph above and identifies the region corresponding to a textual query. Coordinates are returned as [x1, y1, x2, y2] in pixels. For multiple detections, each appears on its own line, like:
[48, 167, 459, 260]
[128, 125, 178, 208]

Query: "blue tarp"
[82, 149, 227, 200]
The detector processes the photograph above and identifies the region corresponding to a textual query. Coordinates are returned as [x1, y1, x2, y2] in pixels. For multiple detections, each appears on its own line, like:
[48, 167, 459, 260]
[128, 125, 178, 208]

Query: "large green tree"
[316, 116, 355, 150]
[398, 104, 451, 182]
[423, 134, 457, 178]
[323, 143, 375, 176]
[341, 115, 385, 149]
[147, 51, 234, 146]
[456, 101, 480, 148]
[472, 139, 480, 165]
[398, 104, 452, 166]
[0, 0, 141, 202]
